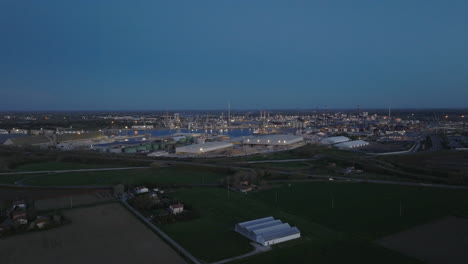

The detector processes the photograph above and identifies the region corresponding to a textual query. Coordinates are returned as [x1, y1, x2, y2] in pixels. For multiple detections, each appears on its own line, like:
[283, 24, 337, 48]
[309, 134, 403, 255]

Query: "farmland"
[21, 167, 228, 186]
[0, 203, 186, 264]
[156, 181, 468, 264]
[158, 186, 427, 264]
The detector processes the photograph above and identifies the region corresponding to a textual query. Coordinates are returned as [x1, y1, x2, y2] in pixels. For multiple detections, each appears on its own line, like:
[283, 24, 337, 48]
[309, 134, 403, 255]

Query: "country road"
[0, 166, 150, 176]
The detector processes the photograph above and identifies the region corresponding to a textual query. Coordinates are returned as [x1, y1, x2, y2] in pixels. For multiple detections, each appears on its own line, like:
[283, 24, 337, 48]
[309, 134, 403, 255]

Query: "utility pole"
[399, 200, 402, 217]
[228, 101, 231, 127]
[227, 176, 230, 200]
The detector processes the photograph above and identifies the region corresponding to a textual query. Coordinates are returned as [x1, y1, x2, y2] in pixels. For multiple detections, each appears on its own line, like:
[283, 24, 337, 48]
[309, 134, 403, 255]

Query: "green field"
[0, 173, 36, 184]
[157, 182, 468, 263]
[14, 161, 124, 171]
[251, 182, 468, 240]
[159, 186, 426, 264]
[159, 188, 344, 263]
[21, 167, 227, 186]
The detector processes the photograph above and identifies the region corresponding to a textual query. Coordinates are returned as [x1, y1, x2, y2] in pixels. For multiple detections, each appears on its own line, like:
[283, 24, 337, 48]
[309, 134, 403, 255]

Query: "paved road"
[239, 158, 317, 164]
[120, 197, 201, 264]
[211, 242, 271, 264]
[0, 166, 150, 176]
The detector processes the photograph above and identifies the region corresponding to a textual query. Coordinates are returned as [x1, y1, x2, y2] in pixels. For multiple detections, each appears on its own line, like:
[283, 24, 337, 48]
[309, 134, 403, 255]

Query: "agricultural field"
[0, 186, 108, 201]
[0, 203, 186, 264]
[251, 182, 468, 240]
[22, 167, 228, 186]
[158, 187, 421, 264]
[377, 216, 468, 264]
[381, 150, 468, 175]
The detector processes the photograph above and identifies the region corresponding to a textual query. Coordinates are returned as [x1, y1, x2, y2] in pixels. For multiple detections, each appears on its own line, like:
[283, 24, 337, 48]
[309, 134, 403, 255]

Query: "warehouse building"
[242, 135, 303, 146]
[175, 141, 233, 154]
[334, 140, 369, 149]
[235, 216, 301, 246]
[320, 136, 350, 145]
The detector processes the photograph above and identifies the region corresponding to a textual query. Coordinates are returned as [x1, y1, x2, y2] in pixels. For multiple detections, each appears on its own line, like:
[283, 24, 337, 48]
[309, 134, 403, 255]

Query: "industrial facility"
[320, 136, 350, 145]
[235, 216, 301, 246]
[242, 135, 304, 146]
[334, 140, 369, 149]
[175, 141, 234, 154]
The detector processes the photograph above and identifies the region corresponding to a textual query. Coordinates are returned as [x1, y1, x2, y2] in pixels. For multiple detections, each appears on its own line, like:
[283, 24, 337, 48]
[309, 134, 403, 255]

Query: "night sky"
[1, 0, 467, 110]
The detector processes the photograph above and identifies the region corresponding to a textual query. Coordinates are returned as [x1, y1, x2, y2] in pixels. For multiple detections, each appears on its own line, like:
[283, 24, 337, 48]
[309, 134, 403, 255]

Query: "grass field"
[159, 187, 421, 264]
[22, 167, 227, 186]
[0, 173, 35, 184]
[0, 203, 186, 264]
[14, 161, 124, 171]
[251, 182, 468, 240]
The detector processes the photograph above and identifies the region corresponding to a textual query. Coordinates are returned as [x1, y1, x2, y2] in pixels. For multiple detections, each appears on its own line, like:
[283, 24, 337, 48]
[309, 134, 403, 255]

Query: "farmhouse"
[134, 186, 149, 195]
[169, 203, 184, 215]
[235, 216, 301, 246]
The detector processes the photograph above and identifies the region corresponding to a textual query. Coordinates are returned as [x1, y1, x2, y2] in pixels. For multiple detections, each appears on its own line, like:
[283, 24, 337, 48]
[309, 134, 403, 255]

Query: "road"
[0, 166, 150, 176]
[211, 242, 271, 264]
[239, 158, 317, 164]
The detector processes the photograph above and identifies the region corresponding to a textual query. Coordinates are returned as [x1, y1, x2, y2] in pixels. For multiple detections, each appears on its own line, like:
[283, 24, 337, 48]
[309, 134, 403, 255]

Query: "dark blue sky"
[1, 0, 467, 110]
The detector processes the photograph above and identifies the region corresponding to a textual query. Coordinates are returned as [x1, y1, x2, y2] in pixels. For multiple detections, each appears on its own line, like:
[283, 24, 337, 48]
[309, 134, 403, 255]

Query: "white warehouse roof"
[243, 134, 303, 145]
[176, 141, 233, 154]
[334, 140, 369, 149]
[320, 136, 350, 145]
[235, 216, 301, 246]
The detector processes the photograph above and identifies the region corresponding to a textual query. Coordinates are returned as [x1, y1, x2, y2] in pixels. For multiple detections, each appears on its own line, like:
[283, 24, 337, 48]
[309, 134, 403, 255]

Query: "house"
[169, 203, 184, 215]
[35, 217, 51, 229]
[10, 210, 27, 221]
[15, 218, 28, 225]
[134, 186, 149, 195]
[12, 200, 27, 210]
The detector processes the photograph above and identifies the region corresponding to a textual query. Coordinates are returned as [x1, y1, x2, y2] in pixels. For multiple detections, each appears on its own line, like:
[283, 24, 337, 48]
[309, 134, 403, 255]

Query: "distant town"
[1, 109, 467, 158]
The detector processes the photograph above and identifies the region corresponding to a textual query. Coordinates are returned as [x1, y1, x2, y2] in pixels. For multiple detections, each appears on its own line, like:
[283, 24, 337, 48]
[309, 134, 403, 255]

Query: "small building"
[11, 210, 27, 221]
[35, 217, 51, 229]
[235, 216, 301, 246]
[169, 203, 184, 215]
[12, 200, 27, 210]
[134, 186, 149, 195]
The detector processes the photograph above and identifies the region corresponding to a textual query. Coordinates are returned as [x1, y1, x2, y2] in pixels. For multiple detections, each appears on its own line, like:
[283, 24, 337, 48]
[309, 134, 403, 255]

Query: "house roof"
[5, 136, 52, 146]
[0, 134, 28, 144]
[56, 132, 104, 142]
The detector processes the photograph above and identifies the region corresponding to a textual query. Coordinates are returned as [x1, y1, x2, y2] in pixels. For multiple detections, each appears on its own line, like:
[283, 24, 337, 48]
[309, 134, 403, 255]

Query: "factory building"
[242, 135, 304, 146]
[235, 217, 301, 246]
[334, 140, 369, 149]
[175, 141, 233, 154]
[320, 136, 350, 145]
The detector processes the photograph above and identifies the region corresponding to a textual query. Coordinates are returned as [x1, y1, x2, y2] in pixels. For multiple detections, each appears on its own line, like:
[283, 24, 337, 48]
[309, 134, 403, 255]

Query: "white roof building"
[242, 135, 303, 146]
[320, 136, 350, 145]
[334, 140, 369, 149]
[235, 216, 301, 246]
[176, 141, 233, 154]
